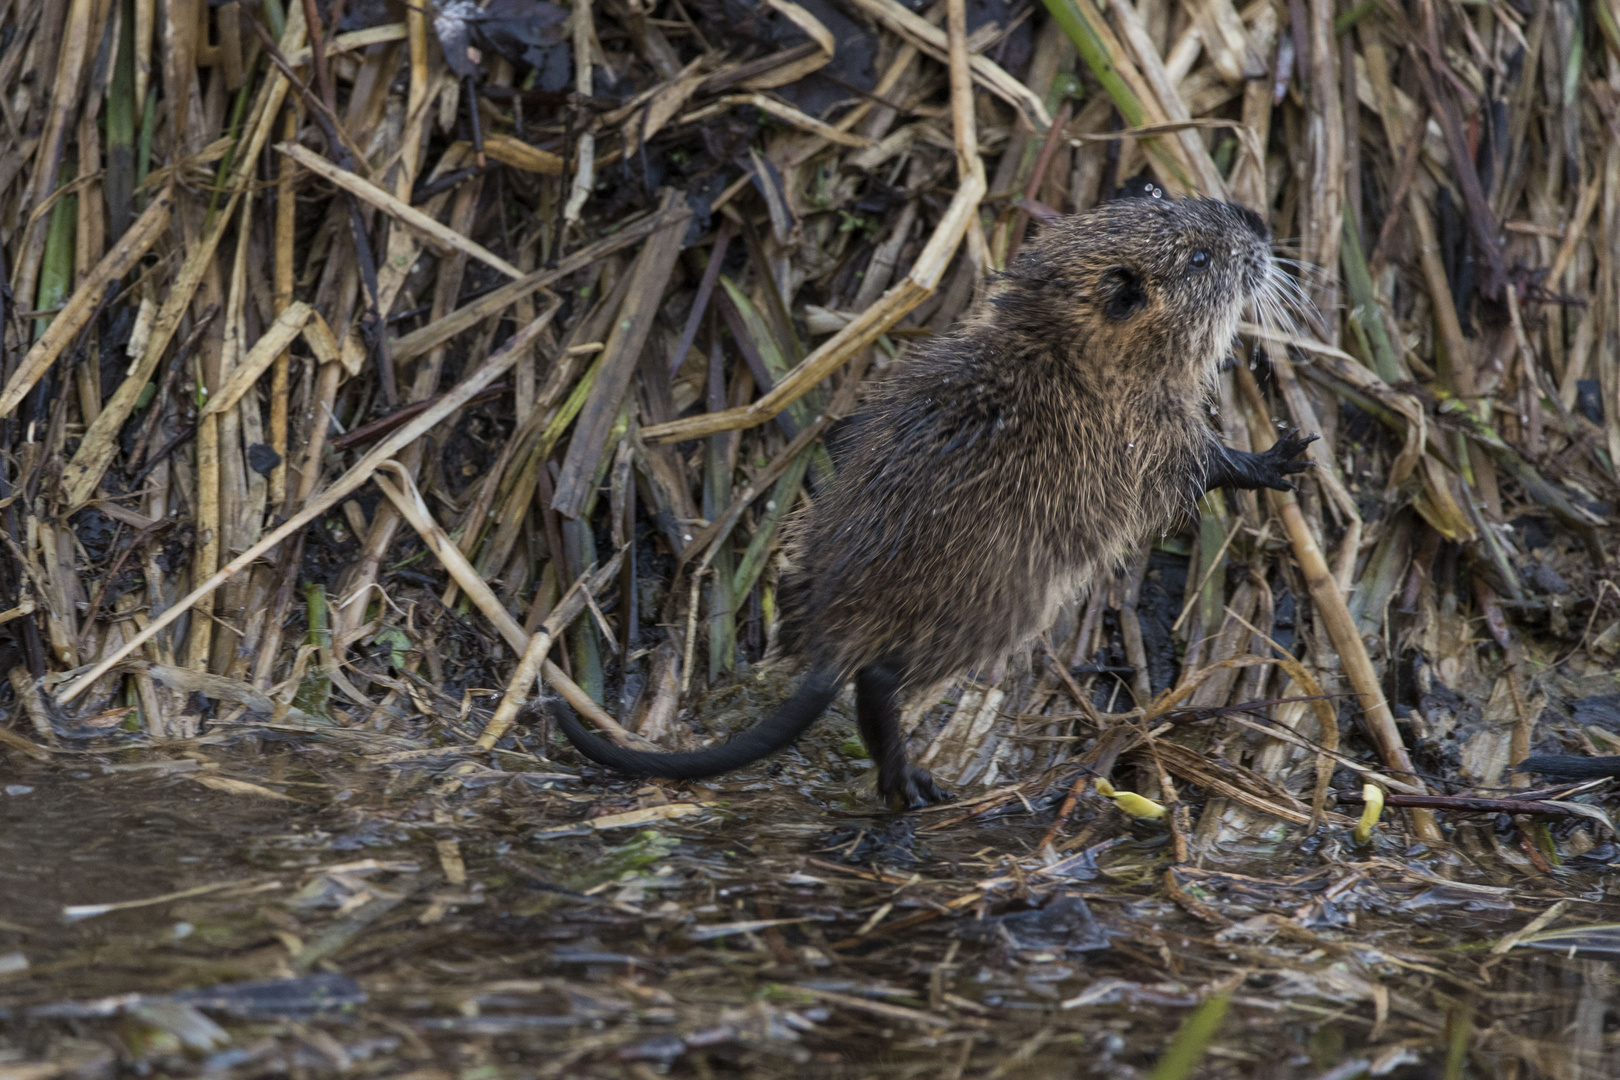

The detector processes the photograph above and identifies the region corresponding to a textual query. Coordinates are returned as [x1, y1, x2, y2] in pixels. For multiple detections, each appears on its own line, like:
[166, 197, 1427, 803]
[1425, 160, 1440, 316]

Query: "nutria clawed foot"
[1202, 430, 1317, 496]
[1256, 431, 1318, 491]
[881, 765, 952, 812]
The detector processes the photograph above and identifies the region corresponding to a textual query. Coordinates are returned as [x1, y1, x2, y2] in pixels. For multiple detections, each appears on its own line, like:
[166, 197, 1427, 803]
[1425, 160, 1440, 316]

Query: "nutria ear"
[1100, 266, 1147, 320]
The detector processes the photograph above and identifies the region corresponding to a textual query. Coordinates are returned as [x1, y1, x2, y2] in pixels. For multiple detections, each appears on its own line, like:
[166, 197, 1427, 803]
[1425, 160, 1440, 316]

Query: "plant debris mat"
[4, 0, 1620, 1074]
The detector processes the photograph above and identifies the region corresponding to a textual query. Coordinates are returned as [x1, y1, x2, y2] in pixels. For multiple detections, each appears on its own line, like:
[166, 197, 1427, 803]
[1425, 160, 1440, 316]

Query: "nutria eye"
[1190, 250, 1210, 271]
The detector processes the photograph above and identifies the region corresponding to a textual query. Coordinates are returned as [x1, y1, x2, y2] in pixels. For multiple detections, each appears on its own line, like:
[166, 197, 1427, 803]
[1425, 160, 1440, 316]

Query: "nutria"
[1517, 755, 1620, 779]
[551, 194, 1314, 809]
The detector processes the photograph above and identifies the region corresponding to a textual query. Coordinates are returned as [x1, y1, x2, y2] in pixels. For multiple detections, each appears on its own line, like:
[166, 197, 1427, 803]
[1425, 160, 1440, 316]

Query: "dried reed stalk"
[3, 0, 1615, 867]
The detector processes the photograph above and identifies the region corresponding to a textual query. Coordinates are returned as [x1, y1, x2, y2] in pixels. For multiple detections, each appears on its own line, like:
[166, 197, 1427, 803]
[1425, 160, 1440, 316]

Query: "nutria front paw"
[1255, 430, 1317, 491]
[882, 765, 953, 812]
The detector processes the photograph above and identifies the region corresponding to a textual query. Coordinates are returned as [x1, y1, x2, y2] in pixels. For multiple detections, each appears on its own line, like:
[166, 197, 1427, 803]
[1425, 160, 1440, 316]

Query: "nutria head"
[990, 196, 1275, 388]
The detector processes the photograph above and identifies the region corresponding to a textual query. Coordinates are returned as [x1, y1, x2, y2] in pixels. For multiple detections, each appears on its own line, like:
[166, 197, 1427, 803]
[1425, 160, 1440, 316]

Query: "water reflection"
[5, 753, 1620, 1079]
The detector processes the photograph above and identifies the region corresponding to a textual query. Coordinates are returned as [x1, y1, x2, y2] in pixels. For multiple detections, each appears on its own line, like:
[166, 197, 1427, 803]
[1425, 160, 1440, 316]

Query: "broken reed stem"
[848, 0, 1050, 128]
[390, 202, 690, 364]
[1038, 0, 1195, 190]
[0, 190, 173, 418]
[945, 0, 982, 184]
[276, 142, 524, 279]
[564, 0, 595, 224]
[270, 106, 298, 507]
[1006, 99, 1073, 265]
[59, 5, 308, 509]
[186, 335, 221, 672]
[57, 305, 559, 704]
[946, 0, 990, 272]
[641, 167, 986, 443]
[11, 0, 97, 322]
[371, 462, 625, 739]
[1105, 0, 1225, 196]
[1233, 362, 1441, 844]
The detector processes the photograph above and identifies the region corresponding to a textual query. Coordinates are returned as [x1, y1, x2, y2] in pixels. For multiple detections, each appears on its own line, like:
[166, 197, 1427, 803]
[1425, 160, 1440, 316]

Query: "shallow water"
[3, 735, 1620, 1080]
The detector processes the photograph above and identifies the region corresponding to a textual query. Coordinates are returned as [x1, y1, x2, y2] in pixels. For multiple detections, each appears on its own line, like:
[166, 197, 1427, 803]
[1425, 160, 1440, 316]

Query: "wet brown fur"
[775, 196, 1274, 693]
[551, 195, 1291, 805]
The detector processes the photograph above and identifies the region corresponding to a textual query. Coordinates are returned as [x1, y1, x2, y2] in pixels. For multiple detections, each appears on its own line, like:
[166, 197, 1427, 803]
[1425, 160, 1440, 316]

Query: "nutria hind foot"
[881, 765, 953, 812]
[854, 659, 952, 811]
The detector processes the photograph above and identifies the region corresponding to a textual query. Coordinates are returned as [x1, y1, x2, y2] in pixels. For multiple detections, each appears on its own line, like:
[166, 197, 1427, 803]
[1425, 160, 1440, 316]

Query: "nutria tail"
[550, 667, 842, 780]
[1516, 754, 1620, 780]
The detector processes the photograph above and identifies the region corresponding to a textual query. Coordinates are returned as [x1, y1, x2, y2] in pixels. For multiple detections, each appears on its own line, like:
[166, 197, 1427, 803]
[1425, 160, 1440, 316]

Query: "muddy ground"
[6, 677, 1620, 1080]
